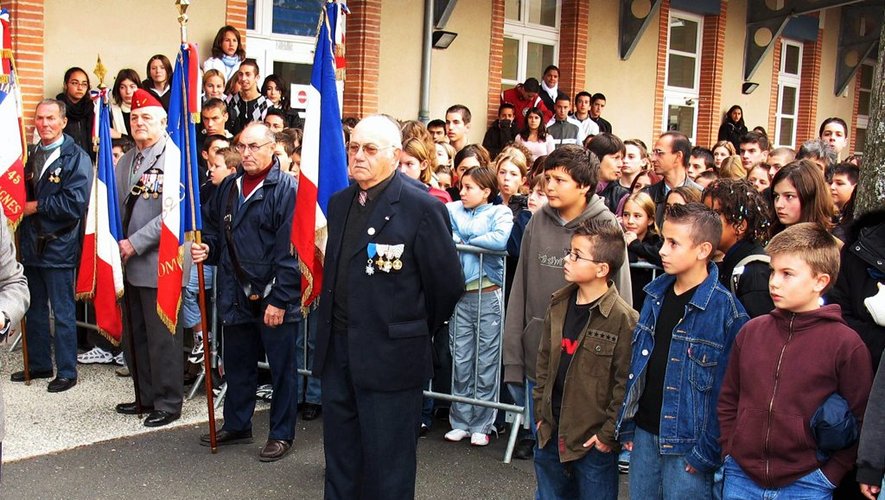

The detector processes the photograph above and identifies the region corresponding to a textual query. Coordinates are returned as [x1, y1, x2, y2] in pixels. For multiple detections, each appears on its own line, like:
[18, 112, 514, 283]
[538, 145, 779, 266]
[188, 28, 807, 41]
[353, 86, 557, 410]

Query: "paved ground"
[0, 341, 630, 498]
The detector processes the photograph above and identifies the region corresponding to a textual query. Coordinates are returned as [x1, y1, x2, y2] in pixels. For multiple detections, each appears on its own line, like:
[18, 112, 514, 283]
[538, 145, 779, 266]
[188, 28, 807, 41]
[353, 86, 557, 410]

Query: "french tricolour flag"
[0, 9, 26, 226]
[157, 43, 201, 333]
[292, 2, 349, 310]
[76, 89, 124, 342]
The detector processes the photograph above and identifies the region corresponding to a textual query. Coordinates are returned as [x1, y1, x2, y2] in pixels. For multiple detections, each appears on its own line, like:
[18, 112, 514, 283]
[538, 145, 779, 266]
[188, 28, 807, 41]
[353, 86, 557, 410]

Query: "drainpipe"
[418, 0, 433, 123]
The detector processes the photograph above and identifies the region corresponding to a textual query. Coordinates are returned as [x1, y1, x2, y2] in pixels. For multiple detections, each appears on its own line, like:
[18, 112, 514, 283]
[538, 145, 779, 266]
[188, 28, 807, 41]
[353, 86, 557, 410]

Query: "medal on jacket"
[366, 243, 377, 275]
[49, 167, 62, 184]
[389, 244, 404, 271]
[376, 243, 391, 273]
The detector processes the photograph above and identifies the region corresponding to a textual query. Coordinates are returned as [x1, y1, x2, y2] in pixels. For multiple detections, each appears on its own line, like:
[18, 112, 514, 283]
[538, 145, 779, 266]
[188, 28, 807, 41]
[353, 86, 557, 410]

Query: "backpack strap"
[731, 254, 771, 295]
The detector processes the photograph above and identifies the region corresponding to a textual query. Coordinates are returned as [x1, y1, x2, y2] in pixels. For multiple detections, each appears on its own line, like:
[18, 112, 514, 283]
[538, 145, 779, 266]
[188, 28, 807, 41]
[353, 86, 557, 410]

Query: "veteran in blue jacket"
[192, 122, 301, 463]
[312, 115, 463, 500]
[12, 99, 91, 393]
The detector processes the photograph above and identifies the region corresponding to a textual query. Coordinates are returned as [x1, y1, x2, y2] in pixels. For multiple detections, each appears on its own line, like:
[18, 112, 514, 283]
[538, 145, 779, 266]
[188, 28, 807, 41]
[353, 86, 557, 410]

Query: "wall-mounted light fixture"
[742, 82, 759, 94]
[432, 30, 458, 49]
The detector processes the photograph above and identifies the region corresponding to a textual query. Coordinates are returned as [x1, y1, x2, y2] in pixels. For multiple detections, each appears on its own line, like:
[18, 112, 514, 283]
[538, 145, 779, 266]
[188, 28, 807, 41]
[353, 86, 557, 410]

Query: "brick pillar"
[653, 0, 671, 137]
[486, 0, 505, 126]
[558, 0, 589, 99]
[343, 0, 380, 119]
[850, 67, 862, 154]
[226, 0, 248, 44]
[696, 1, 727, 148]
[796, 30, 823, 145]
[767, 39, 782, 140]
[8, 0, 45, 136]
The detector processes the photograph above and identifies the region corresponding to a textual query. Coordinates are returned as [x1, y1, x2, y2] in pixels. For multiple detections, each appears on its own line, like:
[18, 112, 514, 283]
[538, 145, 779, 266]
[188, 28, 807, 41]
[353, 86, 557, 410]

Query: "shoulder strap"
[223, 182, 259, 300]
[730, 254, 771, 294]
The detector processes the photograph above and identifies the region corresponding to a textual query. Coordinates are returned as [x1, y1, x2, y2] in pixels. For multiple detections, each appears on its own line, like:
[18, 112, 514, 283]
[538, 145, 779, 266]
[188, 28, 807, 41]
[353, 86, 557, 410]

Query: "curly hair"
[702, 178, 772, 246]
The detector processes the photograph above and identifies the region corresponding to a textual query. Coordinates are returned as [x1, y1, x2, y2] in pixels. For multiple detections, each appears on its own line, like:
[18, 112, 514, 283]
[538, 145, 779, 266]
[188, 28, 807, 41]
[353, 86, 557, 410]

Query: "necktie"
[132, 152, 144, 175]
[358, 191, 368, 206]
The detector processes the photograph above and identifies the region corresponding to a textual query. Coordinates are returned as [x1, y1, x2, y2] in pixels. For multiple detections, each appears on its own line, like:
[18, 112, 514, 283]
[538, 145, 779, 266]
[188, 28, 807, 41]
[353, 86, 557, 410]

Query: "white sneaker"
[188, 336, 204, 365]
[470, 433, 490, 446]
[77, 347, 113, 364]
[112, 352, 125, 366]
[444, 429, 469, 442]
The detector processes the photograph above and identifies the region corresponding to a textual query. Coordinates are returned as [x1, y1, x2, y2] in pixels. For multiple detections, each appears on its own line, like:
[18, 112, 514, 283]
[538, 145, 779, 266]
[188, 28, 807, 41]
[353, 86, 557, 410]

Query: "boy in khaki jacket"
[533, 219, 637, 500]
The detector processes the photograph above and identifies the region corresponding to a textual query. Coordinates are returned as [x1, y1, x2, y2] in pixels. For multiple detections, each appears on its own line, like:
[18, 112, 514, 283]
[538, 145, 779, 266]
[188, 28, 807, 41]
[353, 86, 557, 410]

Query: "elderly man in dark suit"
[113, 89, 188, 428]
[312, 115, 463, 499]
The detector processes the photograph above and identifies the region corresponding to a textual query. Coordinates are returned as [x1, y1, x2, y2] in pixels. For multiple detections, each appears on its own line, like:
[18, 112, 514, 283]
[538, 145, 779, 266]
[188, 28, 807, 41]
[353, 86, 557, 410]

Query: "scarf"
[56, 92, 92, 122]
[540, 79, 558, 102]
[222, 54, 241, 69]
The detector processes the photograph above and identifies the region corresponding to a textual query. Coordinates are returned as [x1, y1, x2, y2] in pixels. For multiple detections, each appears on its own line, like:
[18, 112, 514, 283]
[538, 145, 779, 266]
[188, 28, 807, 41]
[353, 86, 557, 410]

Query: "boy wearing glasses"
[503, 145, 632, 459]
[615, 203, 748, 499]
[533, 219, 637, 500]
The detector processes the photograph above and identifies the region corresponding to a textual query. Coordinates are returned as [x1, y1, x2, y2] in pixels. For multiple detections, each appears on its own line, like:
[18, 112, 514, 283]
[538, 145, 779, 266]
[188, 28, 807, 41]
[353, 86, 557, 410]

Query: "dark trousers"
[222, 320, 299, 441]
[321, 332, 423, 500]
[24, 267, 78, 379]
[123, 285, 184, 414]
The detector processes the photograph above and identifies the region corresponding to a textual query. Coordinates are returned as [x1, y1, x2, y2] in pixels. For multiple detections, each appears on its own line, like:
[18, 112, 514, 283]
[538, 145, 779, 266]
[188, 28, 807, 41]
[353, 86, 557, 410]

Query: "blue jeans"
[296, 308, 321, 404]
[24, 267, 77, 379]
[534, 432, 618, 500]
[508, 379, 537, 437]
[181, 264, 214, 329]
[629, 426, 714, 500]
[722, 456, 836, 499]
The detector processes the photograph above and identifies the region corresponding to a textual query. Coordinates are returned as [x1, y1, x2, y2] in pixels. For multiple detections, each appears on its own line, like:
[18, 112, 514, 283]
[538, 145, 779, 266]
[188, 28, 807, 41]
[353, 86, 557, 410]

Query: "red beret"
[131, 89, 163, 111]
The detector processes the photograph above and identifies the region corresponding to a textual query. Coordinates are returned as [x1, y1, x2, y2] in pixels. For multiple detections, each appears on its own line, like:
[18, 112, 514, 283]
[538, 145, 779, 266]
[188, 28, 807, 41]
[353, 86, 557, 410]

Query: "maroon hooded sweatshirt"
[718, 304, 873, 488]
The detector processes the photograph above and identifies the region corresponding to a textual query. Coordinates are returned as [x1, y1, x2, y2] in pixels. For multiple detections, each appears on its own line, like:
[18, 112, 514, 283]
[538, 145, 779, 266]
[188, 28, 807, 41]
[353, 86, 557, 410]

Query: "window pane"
[247, 0, 255, 30]
[780, 85, 797, 115]
[859, 90, 871, 117]
[528, 0, 557, 27]
[526, 42, 555, 82]
[778, 118, 795, 147]
[505, 0, 521, 21]
[855, 127, 866, 153]
[503, 38, 520, 82]
[784, 44, 801, 75]
[667, 104, 696, 139]
[861, 64, 874, 89]
[669, 18, 699, 54]
[667, 54, 696, 89]
[273, 61, 313, 88]
[272, 0, 325, 37]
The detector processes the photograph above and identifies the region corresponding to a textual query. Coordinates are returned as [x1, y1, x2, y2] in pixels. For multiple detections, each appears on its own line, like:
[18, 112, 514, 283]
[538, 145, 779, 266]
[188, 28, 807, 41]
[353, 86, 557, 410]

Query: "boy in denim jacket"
[615, 203, 748, 499]
[534, 219, 638, 500]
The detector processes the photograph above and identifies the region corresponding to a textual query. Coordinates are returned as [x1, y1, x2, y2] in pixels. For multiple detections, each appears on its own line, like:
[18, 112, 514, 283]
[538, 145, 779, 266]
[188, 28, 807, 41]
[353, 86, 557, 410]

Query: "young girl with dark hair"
[515, 107, 554, 159]
[717, 105, 748, 150]
[203, 25, 246, 83]
[143, 54, 172, 110]
[110, 69, 141, 138]
[770, 159, 835, 236]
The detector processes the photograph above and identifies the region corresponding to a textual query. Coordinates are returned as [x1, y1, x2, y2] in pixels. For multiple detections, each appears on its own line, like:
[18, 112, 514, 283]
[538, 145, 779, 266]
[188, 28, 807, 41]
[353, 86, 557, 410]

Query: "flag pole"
[176, 0, 217, 453]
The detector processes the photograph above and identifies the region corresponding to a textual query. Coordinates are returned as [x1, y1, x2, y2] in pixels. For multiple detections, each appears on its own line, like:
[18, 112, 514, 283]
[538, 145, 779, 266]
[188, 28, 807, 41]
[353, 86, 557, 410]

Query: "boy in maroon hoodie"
[718, 222, 873, 499]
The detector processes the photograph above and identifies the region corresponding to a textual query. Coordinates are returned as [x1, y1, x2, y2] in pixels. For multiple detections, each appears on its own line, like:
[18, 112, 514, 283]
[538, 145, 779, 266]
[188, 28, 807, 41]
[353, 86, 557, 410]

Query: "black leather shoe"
[144, 410, 180, 427]
[47, 377, 77, 393]
[258, 439, 292, 462]
[115, 402, 154, 415]
[302, 403, 322, 421]
[512, 438, 536, 460]
[10, 369, 52, 382]
[200, 429, 253, 447]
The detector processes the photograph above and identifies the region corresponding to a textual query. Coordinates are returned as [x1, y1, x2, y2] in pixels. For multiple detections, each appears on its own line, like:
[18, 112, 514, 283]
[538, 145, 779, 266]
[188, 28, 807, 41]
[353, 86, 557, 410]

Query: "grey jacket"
[0, 210, 33, 442]
[115, 135, 189, 288]
[503, 195, 632, 384]
[857, 353, 885, 485]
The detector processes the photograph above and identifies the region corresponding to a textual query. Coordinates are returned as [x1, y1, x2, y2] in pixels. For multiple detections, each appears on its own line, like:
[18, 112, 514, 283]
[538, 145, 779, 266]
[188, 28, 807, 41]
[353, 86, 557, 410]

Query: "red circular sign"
[297, 90, 308, 104]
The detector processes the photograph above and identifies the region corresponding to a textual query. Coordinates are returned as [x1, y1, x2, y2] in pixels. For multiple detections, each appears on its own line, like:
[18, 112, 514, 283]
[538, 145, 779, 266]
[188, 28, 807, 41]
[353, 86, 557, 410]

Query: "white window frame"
[661, 11, 703, 143]
[857, 60, 874, 129]
[502, 0, 560, 90]
[247, 0, 319, 81]
[775, 39, 803, 148]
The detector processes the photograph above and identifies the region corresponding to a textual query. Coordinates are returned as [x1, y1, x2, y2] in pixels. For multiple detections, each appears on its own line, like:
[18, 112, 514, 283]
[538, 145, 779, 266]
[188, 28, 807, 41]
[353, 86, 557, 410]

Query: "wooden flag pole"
[176, 0, 218, 453]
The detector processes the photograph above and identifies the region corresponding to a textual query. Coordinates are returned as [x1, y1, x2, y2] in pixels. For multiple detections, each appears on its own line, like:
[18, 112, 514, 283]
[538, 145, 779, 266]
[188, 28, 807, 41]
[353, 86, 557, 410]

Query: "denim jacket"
[614, 263, 748, 472]
[445, 201, 513, 287]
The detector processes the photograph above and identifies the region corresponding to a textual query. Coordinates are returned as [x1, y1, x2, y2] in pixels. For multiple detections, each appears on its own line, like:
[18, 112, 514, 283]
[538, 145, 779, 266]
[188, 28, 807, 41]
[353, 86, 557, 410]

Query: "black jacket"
[718, 239, 774, 318]
[56, 93, 95, 160]
[482, 119, 518, 160]
[627, 232, 662, 307]
[829, 209, 885, 372]
[718, 121, 747, 150]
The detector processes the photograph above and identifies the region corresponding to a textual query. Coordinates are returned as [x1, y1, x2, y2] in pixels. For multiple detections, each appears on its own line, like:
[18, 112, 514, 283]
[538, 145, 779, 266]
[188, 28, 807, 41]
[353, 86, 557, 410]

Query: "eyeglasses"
[68, 80, 89, 88]
[563, 248, 602, 264]
[346, 142, 393, 157]
[235, 141, 274, 154]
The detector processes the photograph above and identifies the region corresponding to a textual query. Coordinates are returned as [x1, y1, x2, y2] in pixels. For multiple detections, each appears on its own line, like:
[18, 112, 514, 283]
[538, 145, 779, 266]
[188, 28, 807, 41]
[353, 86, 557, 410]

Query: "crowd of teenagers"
[11, 23, 885, 500]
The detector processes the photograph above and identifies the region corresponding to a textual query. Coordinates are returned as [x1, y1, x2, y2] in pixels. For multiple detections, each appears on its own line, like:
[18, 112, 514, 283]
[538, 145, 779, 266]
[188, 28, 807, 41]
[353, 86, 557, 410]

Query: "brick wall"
[558, 0, 588, 100]
[226, 0, 248, 44]
[696, 1, 727, 148]
[8, 0, 44, 135]
[486, 0, 504, 126]
[796, 30, 823, 146]
[343, 0, 380, 119]
[653, 0, 670, 138]
[767, 38, 782, 140]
